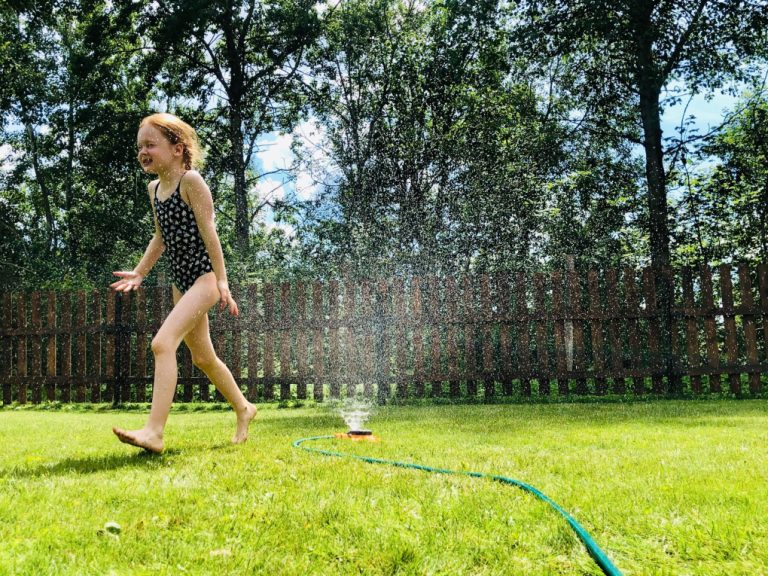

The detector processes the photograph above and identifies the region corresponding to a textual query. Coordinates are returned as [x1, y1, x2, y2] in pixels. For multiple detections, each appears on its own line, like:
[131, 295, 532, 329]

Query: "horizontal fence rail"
[1, 263, 767, 405]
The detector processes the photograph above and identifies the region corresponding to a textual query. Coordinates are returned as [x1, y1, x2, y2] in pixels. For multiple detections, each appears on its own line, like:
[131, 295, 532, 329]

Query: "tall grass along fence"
[1, 263, 767, 405]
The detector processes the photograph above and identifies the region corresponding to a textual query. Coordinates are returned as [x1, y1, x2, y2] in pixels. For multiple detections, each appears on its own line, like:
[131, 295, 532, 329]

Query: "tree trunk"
[24, 121, 56, 251]
[229, 104, 250, 253]
[633, 1, 679, 389]
[66, 100, 78, 266]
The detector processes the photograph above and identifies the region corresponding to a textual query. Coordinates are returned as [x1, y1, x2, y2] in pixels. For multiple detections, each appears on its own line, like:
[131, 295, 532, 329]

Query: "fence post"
[2, 293, 12, 404]
[112, 291, 124, 407]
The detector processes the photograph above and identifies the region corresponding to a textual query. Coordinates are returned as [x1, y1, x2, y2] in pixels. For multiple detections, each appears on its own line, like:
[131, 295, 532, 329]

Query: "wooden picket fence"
[1, 263, 766, 405]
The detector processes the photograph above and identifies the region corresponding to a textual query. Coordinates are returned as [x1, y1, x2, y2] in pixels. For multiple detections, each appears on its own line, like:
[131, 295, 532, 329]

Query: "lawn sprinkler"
[336, 398, 379, 442]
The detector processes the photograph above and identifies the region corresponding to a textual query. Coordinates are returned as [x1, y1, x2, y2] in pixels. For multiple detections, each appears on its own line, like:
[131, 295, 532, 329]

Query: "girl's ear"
[174, 143, 184, 157]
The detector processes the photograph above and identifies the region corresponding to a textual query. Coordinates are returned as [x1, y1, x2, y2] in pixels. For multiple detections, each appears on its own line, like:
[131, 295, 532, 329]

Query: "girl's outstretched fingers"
[110, 271, 144, 292]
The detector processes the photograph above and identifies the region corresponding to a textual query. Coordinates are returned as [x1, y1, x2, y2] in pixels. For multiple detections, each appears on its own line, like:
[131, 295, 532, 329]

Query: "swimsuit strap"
[154, 180, 161, 200]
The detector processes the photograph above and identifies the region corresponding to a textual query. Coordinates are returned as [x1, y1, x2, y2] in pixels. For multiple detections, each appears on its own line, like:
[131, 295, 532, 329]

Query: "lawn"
[1, 399, 766, 575]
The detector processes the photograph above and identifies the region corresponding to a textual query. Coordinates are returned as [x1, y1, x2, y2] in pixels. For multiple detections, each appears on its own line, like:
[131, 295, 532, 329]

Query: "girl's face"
[136, 124, 183, 175]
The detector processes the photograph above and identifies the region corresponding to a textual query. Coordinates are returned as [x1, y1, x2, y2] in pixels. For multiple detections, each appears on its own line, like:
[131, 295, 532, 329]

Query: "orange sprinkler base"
[334, 432, 380, 442]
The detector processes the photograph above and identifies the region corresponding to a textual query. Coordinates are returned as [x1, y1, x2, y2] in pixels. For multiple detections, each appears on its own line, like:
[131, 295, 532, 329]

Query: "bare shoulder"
[182, 170, 208, 189]
[181, 170, 212, 202]
[146, 179, 159, 199]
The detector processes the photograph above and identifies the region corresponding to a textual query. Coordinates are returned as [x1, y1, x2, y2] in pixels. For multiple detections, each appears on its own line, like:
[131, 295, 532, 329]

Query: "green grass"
[1, 400, 767, 575]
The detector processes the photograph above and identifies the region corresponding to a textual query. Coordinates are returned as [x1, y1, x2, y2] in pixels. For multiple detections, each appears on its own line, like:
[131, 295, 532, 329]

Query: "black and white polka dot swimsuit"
[154, 174, 213, 292]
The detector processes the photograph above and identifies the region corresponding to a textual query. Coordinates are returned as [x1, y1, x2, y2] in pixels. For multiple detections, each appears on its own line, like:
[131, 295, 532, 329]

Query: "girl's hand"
[218, 280, 239, 317]
[110, 271, 144, 292]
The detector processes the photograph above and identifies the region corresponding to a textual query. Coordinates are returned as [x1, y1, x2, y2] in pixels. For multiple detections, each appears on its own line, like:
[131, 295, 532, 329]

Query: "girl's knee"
[192, 352, 218, 371]
[151, 335, 175, 357]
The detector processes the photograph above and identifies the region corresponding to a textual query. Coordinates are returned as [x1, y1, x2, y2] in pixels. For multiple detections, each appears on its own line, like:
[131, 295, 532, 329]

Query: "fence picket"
[280, 282, 292, 401]
[682, 269, 702, 394]
[91, 290, 102, 403]
[624, 269, 643, 394]
[247, 284, 260, 402]
[75, 291, 86, 402]
[515, 273, 531, 396]
[47, 291, 57, 401]
[552, 272, 568, 395]
[2, 293, 12, 404]
[376, 280, 391, 401]
[343, 279, 356, 397]
[462, 276, 476, 397]
[446, 277, 459, 398]
[533, 273, 550, 395]
[699, 266, 721, 393]
[264, 283, 275, 401]
[719, 265, 740, 393]
[296, 282, 308, 400]
[588, 270, 606, 395]
[498, 275, 513, 396]
[411, 278, 425, 398]
[739, 264, 761, 394]
[605, 269, 624, 394]
[361, 280, 374, 398]
[60, 292, 71, 403]
[480, 275, 494, 399]
[312, 281, 324, 401]
[568, 268, 588, 395]
[642, 269, 663, 393]
[429, 277, 442, 397]
[393, 278, 408, 399]
[31, 292, 42, 403]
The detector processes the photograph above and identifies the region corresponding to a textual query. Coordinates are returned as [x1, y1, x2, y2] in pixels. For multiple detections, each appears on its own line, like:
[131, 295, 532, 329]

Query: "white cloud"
[1, 144, 17, 173]
[256, 132, 293, 172]
[253, 176, 287, 204]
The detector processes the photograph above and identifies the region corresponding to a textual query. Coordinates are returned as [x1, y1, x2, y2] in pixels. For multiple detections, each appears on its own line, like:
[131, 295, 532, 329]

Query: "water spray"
[334, 397, 379, 442]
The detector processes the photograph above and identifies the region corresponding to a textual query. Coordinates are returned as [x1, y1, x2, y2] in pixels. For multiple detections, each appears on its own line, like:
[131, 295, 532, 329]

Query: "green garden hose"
[293, 435, 623, 576]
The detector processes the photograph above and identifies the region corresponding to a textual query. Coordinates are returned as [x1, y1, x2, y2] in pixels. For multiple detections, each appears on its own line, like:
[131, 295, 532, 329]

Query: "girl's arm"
[183, 171, 239, 316]
[111, 182, 165, 292]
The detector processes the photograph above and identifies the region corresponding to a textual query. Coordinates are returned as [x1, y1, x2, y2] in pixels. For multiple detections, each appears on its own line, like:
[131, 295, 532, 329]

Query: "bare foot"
[112, 427, 164, 454]
[232, 403, 257, 444]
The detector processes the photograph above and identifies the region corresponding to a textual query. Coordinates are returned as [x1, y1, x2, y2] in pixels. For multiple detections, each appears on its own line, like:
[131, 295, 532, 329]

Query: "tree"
[0, 0, 153, 288]
[299, 0, 643, 278]
[129, 0, 322, 254]
[672, 94, 768, 264]
[512, 0, 768, 269]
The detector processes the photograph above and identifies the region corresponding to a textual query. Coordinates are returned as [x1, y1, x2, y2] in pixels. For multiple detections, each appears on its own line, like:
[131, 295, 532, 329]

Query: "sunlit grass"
[1, 400, 766, 575]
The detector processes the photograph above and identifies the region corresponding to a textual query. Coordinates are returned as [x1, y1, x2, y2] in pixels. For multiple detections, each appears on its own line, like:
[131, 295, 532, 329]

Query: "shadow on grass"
[0, 449, 182, 480]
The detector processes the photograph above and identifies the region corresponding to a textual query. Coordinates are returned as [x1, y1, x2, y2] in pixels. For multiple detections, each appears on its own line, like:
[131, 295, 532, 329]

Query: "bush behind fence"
[1, 263, 767, 405]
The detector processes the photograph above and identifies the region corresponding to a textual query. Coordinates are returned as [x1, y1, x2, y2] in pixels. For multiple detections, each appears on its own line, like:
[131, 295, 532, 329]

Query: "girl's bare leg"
[182, 299, 256, 443]
[113, 274, 219, 453]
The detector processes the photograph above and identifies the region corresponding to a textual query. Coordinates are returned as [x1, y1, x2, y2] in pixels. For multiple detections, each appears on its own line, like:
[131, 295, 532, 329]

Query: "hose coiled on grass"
[293, 435, 623, 576]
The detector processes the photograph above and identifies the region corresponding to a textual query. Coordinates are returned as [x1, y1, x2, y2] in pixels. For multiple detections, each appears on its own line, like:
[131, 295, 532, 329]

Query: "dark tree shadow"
[0, 448, 182, 480]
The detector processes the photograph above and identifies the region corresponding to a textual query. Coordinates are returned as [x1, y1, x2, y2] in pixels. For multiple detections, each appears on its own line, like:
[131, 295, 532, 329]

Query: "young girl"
[111, 112, 257, 454]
